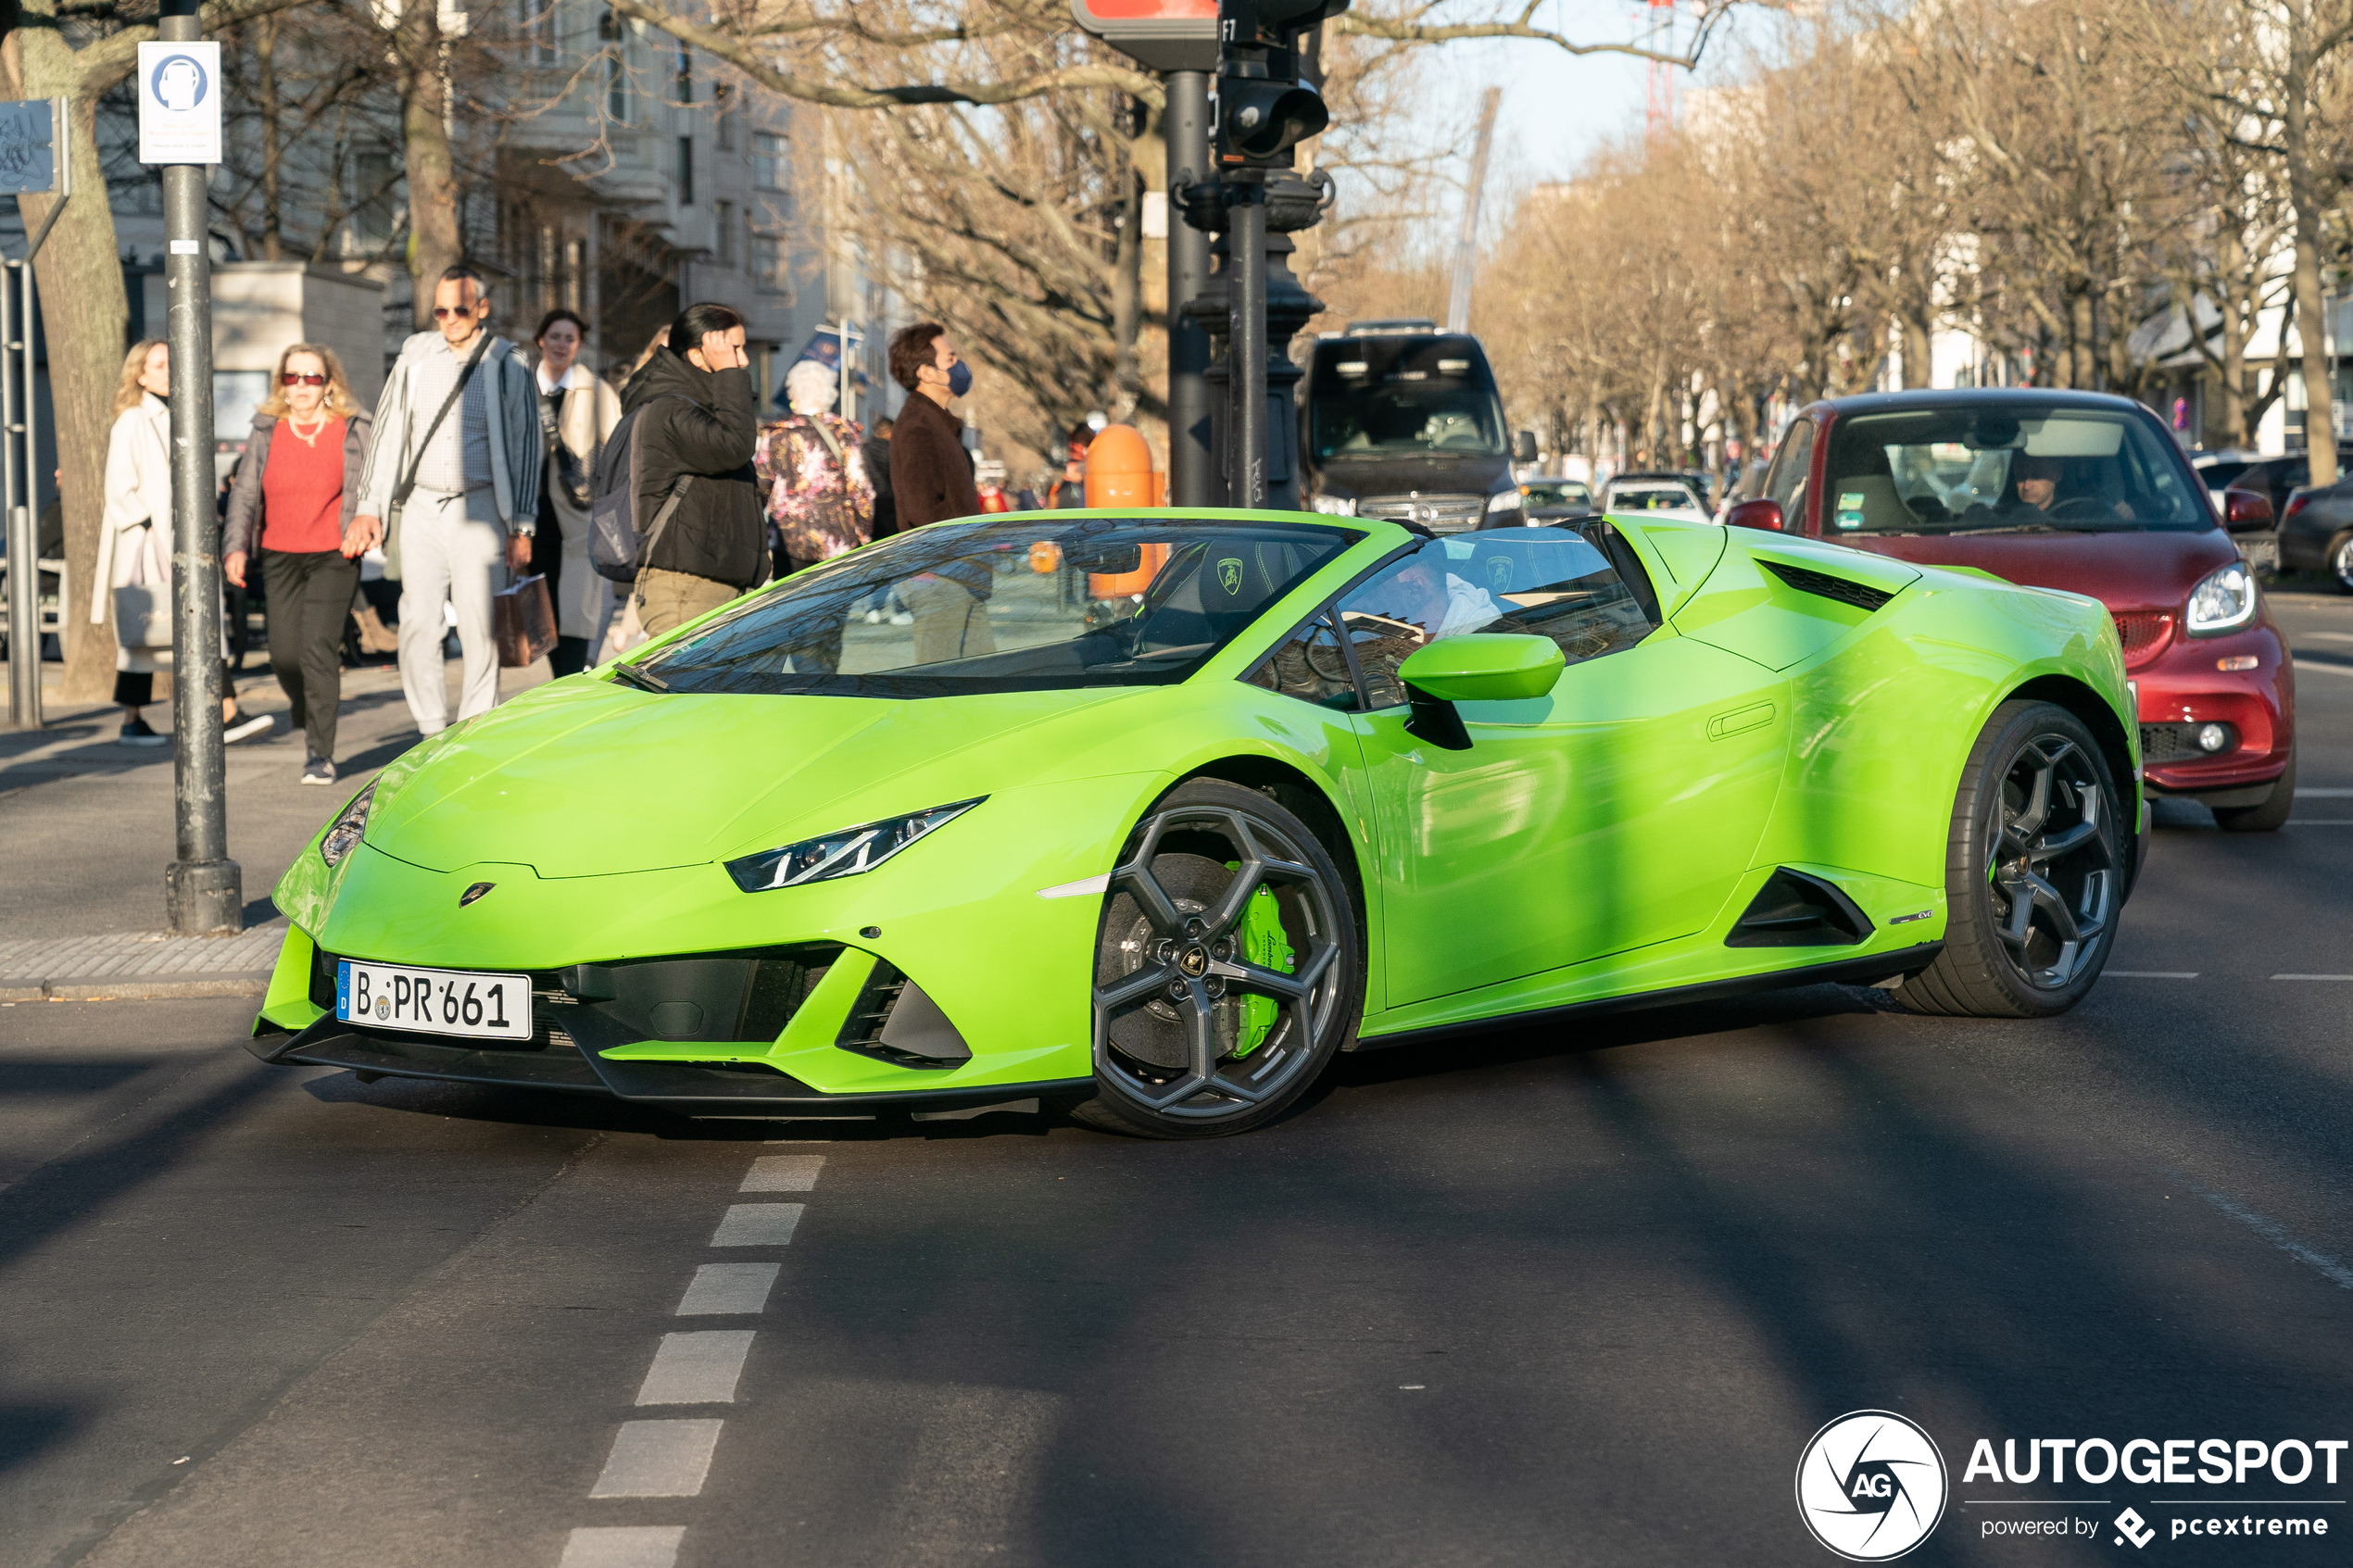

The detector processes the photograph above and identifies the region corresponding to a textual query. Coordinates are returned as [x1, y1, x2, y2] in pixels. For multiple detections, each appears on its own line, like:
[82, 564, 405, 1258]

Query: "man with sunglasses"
[346, 266, 541, 735]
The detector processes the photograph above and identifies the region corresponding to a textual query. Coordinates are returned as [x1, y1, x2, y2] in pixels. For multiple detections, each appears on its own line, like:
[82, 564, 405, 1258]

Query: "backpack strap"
[629, 393, 704, 577]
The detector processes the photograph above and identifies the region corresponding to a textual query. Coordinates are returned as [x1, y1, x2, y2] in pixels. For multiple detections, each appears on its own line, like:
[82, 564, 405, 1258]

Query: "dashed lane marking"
[710, 1202, 803, 1247]
[589, 1420, 724, 1498]
[2296, 788, 2353, 796]
[635, 1332, 757, 1406]
[740, 1154, 826, 1192]
[2294, 659, 2353, 675]
[2271, 974, 2353, 981]
[558, 1526, 686, 1568]
[2163, 1170, 2353, 1292]
[675, 1262, 781, 1317]
[2106, 972, 2200, 978]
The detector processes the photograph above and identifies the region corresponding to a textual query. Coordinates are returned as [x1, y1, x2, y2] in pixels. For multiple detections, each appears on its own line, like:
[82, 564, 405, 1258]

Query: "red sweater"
[259, 417, 348, 553]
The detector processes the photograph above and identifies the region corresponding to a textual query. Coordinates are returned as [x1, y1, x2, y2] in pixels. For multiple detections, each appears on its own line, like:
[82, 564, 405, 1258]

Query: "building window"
[676, 135, 694, 205]
[715, 200, 735, 265]
[348, 149, 397, 250]
[714, 84, 734, 149]
[527, 0, 561, 66]
[752, 230, 785, 293]
[675, 42, 692, 105]
[753, 131, 786, 192]
[600, 9, 631, 123]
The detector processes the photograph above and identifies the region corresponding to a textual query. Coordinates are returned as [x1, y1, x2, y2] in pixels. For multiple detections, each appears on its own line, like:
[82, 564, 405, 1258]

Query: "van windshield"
[1820, 406, 2211, 534]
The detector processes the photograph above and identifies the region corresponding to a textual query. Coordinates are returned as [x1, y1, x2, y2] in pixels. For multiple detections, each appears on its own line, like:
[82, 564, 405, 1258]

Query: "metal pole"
[5, 255, 31, 731]
[1228, 181, 1267, 510]
[1444, 87, 1501, 335]
[161, 0, 240, 935]
[1165, 69, 1214, 508]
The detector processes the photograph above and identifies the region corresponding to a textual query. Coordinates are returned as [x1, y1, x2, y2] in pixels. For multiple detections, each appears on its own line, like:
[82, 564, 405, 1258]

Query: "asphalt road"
[7, 594, 2353, 1568]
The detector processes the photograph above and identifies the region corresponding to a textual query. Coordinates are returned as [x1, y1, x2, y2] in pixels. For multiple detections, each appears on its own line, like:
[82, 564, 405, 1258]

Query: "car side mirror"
[1514, 430, 1538, 464]
[1725, 497, 1787, 532]
[2223, 486, 2274, 532]
[1395, 633, 1566, 750]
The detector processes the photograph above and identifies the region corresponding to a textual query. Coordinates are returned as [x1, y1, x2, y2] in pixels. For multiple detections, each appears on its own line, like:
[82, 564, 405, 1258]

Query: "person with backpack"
[344, 266, 541, 736]
[609, 304, 762, 637]
[756, 358, 872, 578]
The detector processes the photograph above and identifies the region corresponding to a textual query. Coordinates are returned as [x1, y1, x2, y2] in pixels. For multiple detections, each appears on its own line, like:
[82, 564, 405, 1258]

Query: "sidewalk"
[0, 652, 549, 1001]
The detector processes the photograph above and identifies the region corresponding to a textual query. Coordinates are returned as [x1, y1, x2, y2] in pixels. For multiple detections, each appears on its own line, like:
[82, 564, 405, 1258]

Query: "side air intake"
[837, 961, 973, 1070]
[1759, 559, 1895, 613]
[1726, 869, 1875, 947]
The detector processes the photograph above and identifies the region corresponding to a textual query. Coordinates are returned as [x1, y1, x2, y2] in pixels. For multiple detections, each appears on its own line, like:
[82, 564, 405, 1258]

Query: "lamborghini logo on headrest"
[1217, 558, 1242, 593]
[1488, 558, 1513, 591]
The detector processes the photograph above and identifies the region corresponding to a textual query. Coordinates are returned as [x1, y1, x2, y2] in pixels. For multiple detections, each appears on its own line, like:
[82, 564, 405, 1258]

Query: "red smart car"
[1730, 390, 2294, 831]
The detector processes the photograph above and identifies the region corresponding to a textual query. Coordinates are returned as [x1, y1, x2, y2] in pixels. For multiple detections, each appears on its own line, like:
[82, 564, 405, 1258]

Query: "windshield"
[1821, 406, 2211, 534]
[1311, 383, 1506, 461]
[1524, 481, 1592, 506]
[633, 518, 1361, 697]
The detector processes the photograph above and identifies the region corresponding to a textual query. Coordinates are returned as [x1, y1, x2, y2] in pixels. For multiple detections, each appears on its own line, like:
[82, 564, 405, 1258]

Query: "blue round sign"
[149, 54, 208, 112]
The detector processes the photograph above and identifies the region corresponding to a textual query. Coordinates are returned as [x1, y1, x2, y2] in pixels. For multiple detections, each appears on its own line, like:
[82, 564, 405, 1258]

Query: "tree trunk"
[258, 14, 283, 260]
[398, 0, 462, 328]
[9, 53, 132, 704]
[2293, 208, 2336, 484]
[1110, 169, 1141, 421]
[1903, 313, 1932, 389]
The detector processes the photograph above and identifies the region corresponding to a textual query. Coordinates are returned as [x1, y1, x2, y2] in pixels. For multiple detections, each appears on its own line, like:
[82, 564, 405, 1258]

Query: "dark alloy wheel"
[1902, 700, 2123, 1018]
[1075, 779, 1361, 1138]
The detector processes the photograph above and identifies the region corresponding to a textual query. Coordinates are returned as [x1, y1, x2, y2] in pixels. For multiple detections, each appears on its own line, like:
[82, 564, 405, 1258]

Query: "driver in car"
[2010, 452, 2135, 521]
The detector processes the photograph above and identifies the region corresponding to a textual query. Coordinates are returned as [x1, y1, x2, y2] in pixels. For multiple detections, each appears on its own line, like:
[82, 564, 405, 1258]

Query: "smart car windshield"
[633, 518, 1361, 697]
[1821, 405, 2210, 534]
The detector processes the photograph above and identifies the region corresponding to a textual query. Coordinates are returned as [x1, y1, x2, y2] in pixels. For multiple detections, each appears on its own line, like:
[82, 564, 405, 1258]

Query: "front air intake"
[837, 961, 973, 1070]
[1726, 869, 1875, 947]
[1759, 559, 1895, 613]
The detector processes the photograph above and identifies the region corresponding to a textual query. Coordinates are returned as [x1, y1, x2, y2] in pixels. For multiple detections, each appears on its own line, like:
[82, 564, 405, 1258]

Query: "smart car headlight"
[320, 782, 377, 868]
[2185, 561, 2257, 635]
[724, 797, 985, 893]
[1487, 489, 1520, 513]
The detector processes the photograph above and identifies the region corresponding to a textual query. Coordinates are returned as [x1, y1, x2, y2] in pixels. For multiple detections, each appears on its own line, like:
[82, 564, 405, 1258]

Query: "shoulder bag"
[383, 332, 494, 580]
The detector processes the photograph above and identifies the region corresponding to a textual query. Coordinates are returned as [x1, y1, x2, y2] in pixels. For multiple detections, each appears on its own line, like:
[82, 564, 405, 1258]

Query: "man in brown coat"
[886, 322, 993, 662]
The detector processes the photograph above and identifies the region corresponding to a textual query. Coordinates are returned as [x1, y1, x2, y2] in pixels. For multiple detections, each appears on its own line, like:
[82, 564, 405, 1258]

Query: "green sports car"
[251, 508, 2143, 1138]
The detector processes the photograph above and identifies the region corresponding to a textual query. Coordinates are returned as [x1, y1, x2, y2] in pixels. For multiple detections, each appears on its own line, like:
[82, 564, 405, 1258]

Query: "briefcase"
[494, 572, 558, 669]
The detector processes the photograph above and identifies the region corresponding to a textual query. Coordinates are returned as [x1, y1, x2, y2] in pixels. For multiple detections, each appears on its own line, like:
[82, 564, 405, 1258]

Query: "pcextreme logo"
[1796, 1411, 1950, 1562]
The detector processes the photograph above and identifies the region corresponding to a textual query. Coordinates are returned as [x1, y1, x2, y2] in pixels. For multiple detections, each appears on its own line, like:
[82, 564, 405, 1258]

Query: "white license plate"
[337, 960, 532, 1041]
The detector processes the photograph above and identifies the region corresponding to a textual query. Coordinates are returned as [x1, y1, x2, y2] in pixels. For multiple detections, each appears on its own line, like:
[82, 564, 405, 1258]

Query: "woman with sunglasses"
[223, 344, 372, 784]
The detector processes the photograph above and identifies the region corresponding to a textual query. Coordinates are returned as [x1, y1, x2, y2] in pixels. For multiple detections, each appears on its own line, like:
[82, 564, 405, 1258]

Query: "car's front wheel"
[2330, 533, 2353, 592]
[1900, 700, 2123, 1018]
[1074, 779, 1361, 1139]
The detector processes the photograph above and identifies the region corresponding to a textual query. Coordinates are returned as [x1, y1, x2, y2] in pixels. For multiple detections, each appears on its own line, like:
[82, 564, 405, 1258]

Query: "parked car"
[1730, 389, 2296, 831]
[2191, 447, 2353, 522]
[1603, 472, 1711, 521]
[2274, 474, 2353, 589]
[1521, 477, 1593, 509]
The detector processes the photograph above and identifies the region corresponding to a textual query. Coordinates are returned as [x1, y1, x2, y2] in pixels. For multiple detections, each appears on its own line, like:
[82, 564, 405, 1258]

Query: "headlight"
[320, 782, 377, 868]
[725, 798, 984, 893]
[2185, 561, 2257, 635]
[1307, 495, 1357, 516]
[1487, 490, 1520, 514]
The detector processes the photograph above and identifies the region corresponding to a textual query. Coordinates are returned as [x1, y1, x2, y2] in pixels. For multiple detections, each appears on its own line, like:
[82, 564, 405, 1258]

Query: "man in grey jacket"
[343, 267, 542, 734]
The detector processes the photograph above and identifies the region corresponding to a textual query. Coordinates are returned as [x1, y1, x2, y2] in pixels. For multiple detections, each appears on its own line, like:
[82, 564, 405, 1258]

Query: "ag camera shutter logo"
[1796, 1411, 1949, 1561]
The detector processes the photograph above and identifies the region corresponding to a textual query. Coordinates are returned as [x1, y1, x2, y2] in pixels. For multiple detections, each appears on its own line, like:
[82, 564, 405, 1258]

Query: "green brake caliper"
[1227, 864, 1295, 1058]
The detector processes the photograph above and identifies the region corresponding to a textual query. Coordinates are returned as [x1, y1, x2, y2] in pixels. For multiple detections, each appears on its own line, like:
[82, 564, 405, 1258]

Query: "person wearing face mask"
[531, 307, 624, 674]
[222, 344, 372, 784]
[620, 302, 764, 636]
[884, 322, 994, 662]
[756, 358, 873, 578]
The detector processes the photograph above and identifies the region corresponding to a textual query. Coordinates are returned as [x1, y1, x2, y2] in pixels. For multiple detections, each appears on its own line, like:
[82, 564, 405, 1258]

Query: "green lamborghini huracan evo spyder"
[252, 508, 2142, 1137]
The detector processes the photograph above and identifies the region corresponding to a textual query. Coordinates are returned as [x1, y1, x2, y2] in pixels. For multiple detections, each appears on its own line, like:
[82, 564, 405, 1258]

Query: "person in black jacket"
[624, 303, 763, 636]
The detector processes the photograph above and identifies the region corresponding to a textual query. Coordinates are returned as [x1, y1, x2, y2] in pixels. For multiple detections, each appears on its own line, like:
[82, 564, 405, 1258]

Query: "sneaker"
[863, 608, 886, 624]
[118, 716, 169, 747]
[301, 754, 336, 785]
[223, 709, 273, 744]
[888, 611, 914, 626]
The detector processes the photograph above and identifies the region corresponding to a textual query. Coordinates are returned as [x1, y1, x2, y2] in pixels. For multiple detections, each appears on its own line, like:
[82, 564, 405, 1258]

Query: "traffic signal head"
[1216, 76, 1328, 166]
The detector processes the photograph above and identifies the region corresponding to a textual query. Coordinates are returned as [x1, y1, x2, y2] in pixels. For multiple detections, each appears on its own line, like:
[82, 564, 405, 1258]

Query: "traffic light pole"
[1165, 69, 1215, 508]
[1227, 179, 1268, 509]
[160, 0, 241, 935]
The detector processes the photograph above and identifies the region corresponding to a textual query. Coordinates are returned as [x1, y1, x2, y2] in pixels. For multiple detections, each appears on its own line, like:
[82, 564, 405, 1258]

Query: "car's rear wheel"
[2330, 533, 2353, 592]
[1900, 700, 2122, 1018]
[2212, 751, 2296, 833]
[1073, 779, 1361, 1139]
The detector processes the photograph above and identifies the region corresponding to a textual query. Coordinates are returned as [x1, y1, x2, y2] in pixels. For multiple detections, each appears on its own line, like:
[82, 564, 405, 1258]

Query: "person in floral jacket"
[756, 358, 875, 576]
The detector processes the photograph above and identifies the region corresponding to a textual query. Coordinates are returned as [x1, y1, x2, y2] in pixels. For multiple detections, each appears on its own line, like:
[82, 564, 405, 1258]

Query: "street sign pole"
[146, 6, 240, 934]
[1164, 69, 1214, 506]
[1227, 179, 1267, 508]
[3, 97, 67, 732]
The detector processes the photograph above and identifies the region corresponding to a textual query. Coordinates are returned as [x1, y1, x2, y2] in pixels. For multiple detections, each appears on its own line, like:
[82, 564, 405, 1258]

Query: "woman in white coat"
[523, 308, 624, 675]
[93, 341, 268, 746]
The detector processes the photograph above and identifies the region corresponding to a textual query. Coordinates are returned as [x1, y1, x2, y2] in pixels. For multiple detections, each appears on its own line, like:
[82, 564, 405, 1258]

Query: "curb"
[1, 975, 272, 1002]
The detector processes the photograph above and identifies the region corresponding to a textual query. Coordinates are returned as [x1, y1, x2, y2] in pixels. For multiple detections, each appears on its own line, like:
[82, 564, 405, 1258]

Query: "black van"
[1298, 320, 1532, 532]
